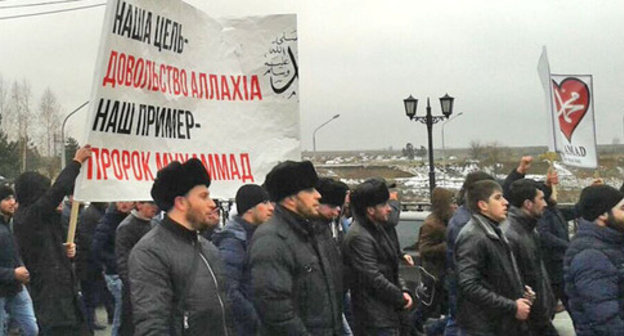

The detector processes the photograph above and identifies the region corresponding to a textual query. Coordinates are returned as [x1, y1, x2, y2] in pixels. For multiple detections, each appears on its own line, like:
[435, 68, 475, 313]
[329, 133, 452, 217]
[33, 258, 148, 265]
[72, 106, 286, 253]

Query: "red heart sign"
[551, 78, 590, 142]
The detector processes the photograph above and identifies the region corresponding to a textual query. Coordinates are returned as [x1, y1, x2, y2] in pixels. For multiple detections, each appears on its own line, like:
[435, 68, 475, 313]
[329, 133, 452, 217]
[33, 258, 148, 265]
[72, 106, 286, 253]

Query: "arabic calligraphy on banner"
[74, 0, 300, 201]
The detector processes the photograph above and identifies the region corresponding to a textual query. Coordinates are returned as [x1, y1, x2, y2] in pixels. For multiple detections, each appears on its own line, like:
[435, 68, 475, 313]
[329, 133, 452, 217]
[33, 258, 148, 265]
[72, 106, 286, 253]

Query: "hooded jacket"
[0, 214, 22, 297]
[13, 161, 84, 328]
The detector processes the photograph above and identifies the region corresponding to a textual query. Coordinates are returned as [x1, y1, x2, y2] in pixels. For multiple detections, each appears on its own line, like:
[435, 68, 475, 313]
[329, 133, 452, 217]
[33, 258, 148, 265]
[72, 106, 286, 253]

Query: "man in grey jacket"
[129, 158, 233, 336]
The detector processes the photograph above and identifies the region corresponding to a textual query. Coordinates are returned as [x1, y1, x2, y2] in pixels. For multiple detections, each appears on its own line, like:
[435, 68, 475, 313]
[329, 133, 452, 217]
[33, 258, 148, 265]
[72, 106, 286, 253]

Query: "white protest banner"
[550, 74, 598, 168]
[74, 0, 300, 201]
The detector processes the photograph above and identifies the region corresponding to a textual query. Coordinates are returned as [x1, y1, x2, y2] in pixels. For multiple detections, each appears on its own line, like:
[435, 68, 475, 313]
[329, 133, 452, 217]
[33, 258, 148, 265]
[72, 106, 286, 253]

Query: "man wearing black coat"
[503, 179, 558, 335]
[92, 201, 134, 336]
[249, 161, 342, 335]
[342, 178, 414, 336]
[75, 201, 110, 332]
[454, 180, 530, 336]
[129, 158, 234, 335]
[115, 200, 158, 336]
[13, 145, 92, 336]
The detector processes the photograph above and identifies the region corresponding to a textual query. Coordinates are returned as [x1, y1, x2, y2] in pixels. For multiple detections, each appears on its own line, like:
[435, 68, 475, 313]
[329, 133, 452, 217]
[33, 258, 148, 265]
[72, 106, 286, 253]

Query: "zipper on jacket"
[199, 251, 229, 336]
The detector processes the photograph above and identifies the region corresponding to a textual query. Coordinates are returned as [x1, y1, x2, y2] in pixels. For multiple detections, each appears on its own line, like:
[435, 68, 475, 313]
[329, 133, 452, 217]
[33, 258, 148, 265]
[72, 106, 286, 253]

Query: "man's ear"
[477, 199, 488, 213]
[366, 206, 375, 217]
[596, 212, 609, 225]
[173, 196, 187, 212]
[523, 199, 532, 210]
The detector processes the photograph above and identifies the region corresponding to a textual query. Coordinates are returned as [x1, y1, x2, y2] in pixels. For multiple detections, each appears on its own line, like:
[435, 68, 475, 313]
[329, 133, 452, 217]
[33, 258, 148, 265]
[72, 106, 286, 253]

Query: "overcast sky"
[1, 0, 623, 151]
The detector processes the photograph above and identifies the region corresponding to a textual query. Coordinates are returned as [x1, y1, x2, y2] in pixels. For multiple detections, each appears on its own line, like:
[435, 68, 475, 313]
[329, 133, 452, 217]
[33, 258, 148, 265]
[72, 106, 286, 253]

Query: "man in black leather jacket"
[129, 158, 234, 336]
[504, 179, 558, 335]
[455, 180, 531, 336]
[343, 178, 414, 335]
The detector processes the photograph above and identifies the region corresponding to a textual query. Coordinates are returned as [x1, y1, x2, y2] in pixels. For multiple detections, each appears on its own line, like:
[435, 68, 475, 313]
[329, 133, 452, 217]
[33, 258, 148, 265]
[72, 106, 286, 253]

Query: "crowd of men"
[0, 146, 623, 336]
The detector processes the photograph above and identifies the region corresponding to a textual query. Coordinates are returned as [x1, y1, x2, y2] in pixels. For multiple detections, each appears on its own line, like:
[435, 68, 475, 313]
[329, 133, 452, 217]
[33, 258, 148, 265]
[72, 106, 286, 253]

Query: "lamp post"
[441, 112, 463, 186]
[403, 93, 455, 197]
[61, 101, 89, 169]
[312, 114, 340, 153]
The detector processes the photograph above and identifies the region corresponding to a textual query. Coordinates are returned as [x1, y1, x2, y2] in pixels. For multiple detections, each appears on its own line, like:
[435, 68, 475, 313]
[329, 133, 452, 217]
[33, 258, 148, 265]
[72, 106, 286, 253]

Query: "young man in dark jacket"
[454, 180, 530, 336]
[564, 185, 624, 336]
[503, 179, 557, 335]
[0, 185, 38, 336]
[115, 200, 158, 336]
[13, 145, 92, 336]
[342, 178, 414, 336]
[129, 158, 233, 336]
[212, 184, 273, 336]
[249, 161, 342, 335]
[92, 201, 134, 336]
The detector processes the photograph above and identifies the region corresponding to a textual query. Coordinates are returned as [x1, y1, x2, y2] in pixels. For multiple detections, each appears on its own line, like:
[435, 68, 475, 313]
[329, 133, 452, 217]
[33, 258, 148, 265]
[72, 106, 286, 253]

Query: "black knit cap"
[578, 185, 624, 221]
[351, 178, 389, 216]
[316, 178, 349, 207]
[236, 184, 270, 215]
[150, 158, 211, 211]
[0, 185, 14, 201]
[264, 160, 318, 202]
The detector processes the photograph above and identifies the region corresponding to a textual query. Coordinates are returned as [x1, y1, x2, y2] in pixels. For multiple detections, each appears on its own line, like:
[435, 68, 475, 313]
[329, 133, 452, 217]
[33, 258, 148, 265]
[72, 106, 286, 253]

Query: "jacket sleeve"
[503, 169, 525, 200]
[250, 235, 310, 335]
[115, 223, 133, 284]
[569, 249, 624, 334]
[129, 243, 173, 336]
[455, 235, 517, 317]
[345, 234, 406, 309]
[388, 200, 401, 228]
[217, 235, 259, 333]
[419, 220, 447, 259]
[0, 266, 17, 285]
[31, 161, 81, 217]
[92, 215, 116, 274]
[537, 215, 568, 250]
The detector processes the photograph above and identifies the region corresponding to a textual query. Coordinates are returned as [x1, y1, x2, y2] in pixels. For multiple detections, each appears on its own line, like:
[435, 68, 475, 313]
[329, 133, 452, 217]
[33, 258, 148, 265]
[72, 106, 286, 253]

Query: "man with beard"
[455, 180, 530, 336]
[0, 185, 38, 336]
[503, 179, 557, 335]
[342, 178, 414, 336]
[564, 185, 624, 336]
[212, 184, 274, 336]
[129, 158, 233, 335]
[13, 145, 92, 335]
[249, 161, 342, 335]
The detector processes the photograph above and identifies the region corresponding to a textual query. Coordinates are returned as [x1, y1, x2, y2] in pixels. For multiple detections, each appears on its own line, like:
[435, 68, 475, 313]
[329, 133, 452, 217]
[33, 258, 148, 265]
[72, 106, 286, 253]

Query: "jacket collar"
[577, 218, 624, 245]
[274, 205, 314, 240]
[223, 215, 256, 241]
[161, 215, 199, 244]
[508, 206, 538, 232]
[472, 213, 505, 241]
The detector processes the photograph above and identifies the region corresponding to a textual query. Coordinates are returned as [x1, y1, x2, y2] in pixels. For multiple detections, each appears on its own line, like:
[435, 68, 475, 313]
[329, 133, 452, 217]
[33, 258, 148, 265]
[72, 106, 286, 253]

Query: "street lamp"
[403, 93, 455, 196]
[441, 112, 463, 186]
[61, 101, 89, 169]
[312, 114, 340, 152]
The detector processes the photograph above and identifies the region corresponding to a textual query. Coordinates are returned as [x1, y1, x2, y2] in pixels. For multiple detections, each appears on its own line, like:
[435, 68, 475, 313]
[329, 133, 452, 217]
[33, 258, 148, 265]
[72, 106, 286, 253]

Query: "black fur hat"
[264, 161, 318, 202]
[150, 158, 211, 211]
[351, 178, 390, 216]
[15, 172, 51, 206]
[316, 178, 349, 207]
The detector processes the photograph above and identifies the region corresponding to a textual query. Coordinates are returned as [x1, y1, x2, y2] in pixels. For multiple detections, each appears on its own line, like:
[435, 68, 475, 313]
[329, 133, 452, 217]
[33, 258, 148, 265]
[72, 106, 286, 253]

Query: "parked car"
[396, 210, 429, 294]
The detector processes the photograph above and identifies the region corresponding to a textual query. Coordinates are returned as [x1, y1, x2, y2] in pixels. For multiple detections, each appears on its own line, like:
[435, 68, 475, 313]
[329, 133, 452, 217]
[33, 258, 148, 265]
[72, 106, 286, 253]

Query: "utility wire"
[0, 0, 87, 10]
[0, 2, 104, 20]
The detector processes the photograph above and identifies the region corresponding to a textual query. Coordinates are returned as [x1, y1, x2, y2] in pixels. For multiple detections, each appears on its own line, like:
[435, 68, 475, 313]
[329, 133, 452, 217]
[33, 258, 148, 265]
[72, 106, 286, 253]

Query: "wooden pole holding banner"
[66, 201, 81, 244]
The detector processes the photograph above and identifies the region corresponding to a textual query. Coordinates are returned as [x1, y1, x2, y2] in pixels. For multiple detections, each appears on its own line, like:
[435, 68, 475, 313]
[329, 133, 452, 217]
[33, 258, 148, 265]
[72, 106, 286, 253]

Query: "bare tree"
[7, 79, 33, 172]
[38, 87, 62, 156]
[469, 140, 484, 161]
